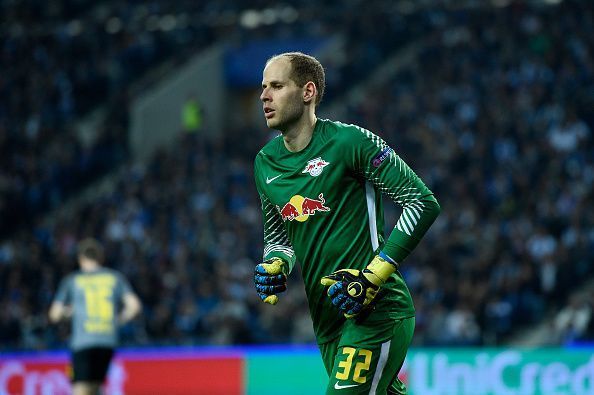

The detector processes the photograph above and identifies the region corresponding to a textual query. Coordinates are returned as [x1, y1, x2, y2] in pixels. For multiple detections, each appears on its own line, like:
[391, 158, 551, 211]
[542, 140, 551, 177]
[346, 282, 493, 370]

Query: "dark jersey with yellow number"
[53, 268, 133, 350]
[254, 119, 440, 344]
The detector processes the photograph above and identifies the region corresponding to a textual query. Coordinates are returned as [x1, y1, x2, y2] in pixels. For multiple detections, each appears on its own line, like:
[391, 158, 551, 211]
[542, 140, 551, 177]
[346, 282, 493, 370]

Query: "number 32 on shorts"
[336, 347, 372, 383]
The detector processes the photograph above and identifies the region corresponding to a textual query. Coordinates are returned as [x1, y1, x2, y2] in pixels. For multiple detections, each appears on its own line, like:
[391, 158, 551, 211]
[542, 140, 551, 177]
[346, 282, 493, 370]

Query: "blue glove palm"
[254, 258, 287, 305]
[321, 269, 379, 318]
[320, 255, 396, 318]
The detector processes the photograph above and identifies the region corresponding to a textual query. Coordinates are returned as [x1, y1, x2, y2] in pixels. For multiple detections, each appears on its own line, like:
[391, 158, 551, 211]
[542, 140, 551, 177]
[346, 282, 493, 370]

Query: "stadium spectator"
[552, 292, 593, 346]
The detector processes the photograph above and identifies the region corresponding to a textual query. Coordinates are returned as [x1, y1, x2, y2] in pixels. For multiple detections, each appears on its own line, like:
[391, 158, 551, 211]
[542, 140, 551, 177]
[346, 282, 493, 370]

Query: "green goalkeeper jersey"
[254, 119, 440, 344]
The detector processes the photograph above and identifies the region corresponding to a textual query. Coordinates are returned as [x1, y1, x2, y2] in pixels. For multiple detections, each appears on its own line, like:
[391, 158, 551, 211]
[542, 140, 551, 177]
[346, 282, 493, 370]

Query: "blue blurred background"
[0, 0, 593, 393]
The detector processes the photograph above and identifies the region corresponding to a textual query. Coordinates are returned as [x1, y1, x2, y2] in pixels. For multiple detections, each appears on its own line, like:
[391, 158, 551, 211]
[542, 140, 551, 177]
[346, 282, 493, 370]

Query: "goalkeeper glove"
[254, 258, 288, 305]
[320, 254, 397, 318]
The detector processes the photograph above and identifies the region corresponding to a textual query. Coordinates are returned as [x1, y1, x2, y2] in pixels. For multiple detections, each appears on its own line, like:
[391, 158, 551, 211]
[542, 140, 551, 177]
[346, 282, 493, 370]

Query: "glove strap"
[365, 255, 397, 286]
[263, 257, 288, 276]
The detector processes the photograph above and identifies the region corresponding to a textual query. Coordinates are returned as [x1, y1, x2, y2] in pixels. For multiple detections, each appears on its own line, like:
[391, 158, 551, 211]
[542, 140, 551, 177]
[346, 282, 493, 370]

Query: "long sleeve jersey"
[254, 119, 440, 344]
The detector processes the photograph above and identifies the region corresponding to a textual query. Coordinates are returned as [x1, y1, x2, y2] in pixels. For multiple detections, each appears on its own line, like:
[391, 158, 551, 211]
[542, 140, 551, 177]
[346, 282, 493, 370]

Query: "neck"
[80, 262, 100, 272]
[282, 113, 317, 153]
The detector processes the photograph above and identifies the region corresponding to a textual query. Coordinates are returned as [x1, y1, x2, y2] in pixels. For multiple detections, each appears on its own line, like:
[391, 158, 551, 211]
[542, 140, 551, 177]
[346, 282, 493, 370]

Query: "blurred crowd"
[0, 0, 433, 238]
[1, 0, 594, 350]
[0, 132, 307, 349]
[356, 0, 593, 346]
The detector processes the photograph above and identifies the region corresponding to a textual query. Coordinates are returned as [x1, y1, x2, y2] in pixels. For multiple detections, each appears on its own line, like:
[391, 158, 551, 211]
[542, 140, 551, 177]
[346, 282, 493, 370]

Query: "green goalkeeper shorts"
[319, 315, 415, 395]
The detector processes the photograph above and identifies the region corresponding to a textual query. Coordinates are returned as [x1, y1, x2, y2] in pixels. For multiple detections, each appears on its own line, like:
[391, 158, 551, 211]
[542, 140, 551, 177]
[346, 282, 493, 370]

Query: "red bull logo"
[278, 193, 330, 222]
[302, 157, 330, 177]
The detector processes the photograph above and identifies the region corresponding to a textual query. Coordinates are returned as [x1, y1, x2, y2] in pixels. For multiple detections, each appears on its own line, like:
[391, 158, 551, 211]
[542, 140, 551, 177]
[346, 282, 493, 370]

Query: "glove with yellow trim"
[254, 258, 288, 305]
[320, 255, 397, 318]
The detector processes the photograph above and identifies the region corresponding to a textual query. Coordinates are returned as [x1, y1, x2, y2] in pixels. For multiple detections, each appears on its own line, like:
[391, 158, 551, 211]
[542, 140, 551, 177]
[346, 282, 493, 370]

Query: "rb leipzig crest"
[302, 157, 329, 177]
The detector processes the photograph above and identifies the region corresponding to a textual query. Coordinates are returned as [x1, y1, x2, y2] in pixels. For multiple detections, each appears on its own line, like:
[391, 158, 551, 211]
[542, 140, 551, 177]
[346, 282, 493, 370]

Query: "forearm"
[119, 294, 142, 324]
[383, 193, 441, 263]
[261, 194, 296, 272]
[48, 303, 71, 323]
[369, 151, 441, 263]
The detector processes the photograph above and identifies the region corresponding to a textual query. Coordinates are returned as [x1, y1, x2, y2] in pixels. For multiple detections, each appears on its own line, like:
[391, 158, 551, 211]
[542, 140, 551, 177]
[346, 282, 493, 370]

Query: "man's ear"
[303, 81, 317, 104]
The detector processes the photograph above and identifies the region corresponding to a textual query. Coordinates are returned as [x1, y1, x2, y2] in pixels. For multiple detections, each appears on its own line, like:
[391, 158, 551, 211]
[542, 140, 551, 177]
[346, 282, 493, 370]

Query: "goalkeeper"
[253, 52, 440, 395]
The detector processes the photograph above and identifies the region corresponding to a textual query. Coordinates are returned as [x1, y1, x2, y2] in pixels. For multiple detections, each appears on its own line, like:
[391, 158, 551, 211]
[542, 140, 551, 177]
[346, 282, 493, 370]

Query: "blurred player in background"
[253, 52, 440, 394]
[49, 238, 142, 395]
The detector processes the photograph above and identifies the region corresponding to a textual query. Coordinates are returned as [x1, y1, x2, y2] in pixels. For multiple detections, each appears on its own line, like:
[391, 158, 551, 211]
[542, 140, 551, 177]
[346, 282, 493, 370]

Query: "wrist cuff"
[263, 257, 288, 275]
[366, 255, 397, 284]
[379, 251, 398, 265]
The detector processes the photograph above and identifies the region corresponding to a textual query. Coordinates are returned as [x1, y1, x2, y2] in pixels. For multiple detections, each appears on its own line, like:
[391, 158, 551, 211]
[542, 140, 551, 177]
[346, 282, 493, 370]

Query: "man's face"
[260, 57, 305, 132]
